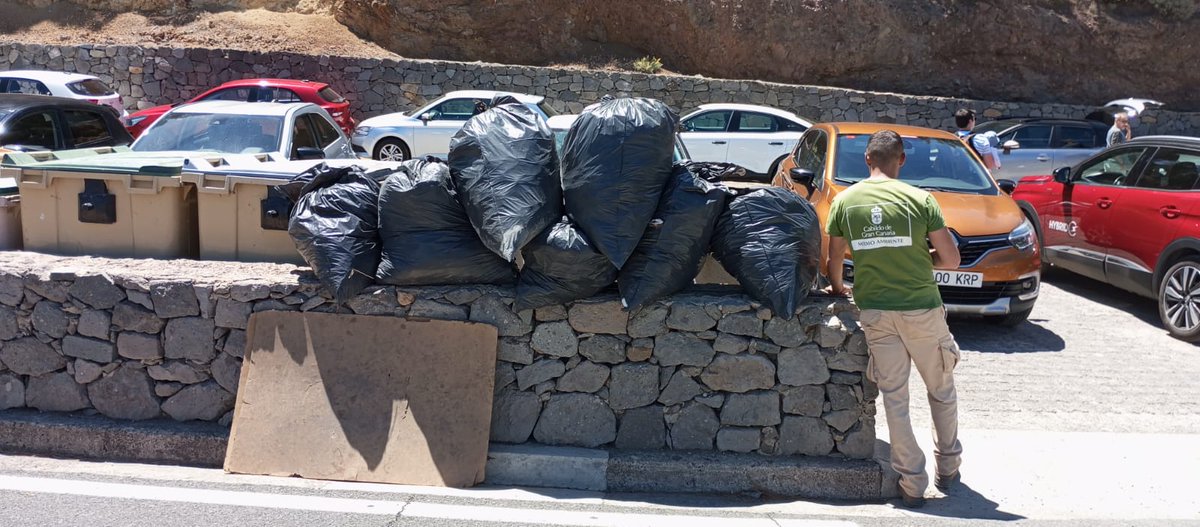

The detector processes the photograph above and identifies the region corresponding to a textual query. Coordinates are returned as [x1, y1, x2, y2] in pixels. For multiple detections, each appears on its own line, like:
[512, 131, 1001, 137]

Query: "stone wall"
[0, 252, 875, 459]
[1, 42, 1198, 136]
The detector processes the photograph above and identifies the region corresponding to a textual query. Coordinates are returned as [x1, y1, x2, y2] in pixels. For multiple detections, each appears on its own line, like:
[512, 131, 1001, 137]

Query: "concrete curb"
[0, 410, 885, 500]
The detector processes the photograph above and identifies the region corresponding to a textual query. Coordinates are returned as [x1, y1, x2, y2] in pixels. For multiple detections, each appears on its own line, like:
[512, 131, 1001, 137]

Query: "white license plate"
[934, 270, 984, 288]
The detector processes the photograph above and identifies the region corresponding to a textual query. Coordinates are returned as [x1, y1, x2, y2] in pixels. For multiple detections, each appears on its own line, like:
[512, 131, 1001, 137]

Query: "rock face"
[87, 364, 160, 420]
[532, 393, 616, 448]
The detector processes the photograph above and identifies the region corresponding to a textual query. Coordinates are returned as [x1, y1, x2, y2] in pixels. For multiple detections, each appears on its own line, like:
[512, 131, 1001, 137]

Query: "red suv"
[123, 79, 353, 137]
[1012, 136, 1200, 341]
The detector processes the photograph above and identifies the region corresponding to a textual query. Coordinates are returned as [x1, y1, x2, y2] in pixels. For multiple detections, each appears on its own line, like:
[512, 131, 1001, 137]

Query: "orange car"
[773, 122, 1041, 325]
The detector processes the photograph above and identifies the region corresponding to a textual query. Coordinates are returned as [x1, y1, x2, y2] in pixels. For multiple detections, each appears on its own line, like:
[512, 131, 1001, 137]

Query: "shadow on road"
[1041, 267, 1163, 327]
[914, 481, 1025, 521]
[948, 318, 1065, 354]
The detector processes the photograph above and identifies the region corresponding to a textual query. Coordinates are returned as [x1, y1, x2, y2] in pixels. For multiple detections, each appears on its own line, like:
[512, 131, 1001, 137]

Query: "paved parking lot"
[909, 267, 1200, 435]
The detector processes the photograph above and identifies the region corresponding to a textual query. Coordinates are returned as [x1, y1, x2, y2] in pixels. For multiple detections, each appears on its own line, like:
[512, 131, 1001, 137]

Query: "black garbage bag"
[618, 163, 729, 309]
[687, 161, 748, 182]
[281, 163, 381, 305]
[561, 97, 678, 269]
[514, 219, 617, 311]
[376, 157, 515, 286]
[710, 187, 821, 317]
[448, 96, 561, 262]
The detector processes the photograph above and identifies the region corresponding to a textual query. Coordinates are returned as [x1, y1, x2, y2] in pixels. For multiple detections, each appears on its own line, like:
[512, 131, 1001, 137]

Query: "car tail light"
[87, 99, 100, 104]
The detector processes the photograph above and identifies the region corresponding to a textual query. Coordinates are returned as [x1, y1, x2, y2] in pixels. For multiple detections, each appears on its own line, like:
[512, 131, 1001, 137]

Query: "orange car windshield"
[834, 134, 999, 195]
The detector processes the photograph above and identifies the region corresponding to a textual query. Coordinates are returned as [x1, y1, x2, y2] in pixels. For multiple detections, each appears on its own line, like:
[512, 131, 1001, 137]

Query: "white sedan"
[352, 90, 557, 161]
[680, 103, 812, 179]
[131, 101, 355, 160]
[0, 70, 126, 117]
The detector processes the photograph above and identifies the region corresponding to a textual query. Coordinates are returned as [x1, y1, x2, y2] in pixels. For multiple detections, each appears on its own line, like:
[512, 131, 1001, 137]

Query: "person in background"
[825, 130, 964, 509]
[1108, 113, 1132, 147]
[954, 108, 1002, 171]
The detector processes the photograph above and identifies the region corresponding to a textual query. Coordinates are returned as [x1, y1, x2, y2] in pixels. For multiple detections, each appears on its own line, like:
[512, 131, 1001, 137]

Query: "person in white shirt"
[1107, 113, 1132, 147]
[953, 109, 1002, 170]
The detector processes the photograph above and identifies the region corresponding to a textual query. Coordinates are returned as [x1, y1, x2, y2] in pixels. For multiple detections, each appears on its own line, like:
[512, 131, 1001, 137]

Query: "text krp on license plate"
[934, 270, 983, 288]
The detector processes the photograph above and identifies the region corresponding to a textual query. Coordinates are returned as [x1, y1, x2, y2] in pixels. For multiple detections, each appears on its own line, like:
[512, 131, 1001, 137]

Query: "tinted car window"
[310, 114, 341, 146]
[794, 130, 827, 176]
[426, 99, 475, 121]
[1132, 148, 1200, 191]
[0, 111, 59, 149]
[64, 109, 112, 146]
[134, 113, 283, 154]
[778, 117, 807, 132]
[318, 87, 346, 103]
[1077, 148, 1148, 186]
[974, 120, 1018, 135]
[735, 112, 777, 132]
[201, 88, 254, 102]
[263, 88, 302, 103]
[683, 110, 732, 132]
[1054, 125, 1096, 148]
[291, 114, 318, 156]
[2, 79, 51, 95]
[835, 134, 997, 194]
[67, 79, 115, 97]
[1009, 125, 1052, 148]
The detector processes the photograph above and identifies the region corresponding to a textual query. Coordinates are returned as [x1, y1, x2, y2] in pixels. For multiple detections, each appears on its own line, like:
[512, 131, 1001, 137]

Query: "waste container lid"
[8, 153, 184, 177]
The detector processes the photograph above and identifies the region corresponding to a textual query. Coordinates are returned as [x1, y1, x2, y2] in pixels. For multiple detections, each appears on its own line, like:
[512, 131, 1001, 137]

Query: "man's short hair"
[954, 108, 975, 129]
[866, 130, 905, 165]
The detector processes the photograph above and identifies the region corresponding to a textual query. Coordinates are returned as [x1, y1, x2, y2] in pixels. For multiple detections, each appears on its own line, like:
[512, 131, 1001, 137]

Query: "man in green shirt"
[826, 130, 964, 508]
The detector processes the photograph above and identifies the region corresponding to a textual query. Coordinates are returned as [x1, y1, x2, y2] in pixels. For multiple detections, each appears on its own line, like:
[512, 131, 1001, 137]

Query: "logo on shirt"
[845, 201, 915, 251]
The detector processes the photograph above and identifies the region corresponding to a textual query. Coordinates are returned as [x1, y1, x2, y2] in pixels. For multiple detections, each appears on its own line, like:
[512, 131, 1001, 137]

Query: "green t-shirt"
[826, 178, 946, 311]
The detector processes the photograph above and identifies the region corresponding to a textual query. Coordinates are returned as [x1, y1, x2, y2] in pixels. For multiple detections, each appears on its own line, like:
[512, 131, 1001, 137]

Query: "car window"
[0, 111, 59, 149]
[317, 87, 346, 104]
[1076, 147, 1148, 186]
[64, 109, 112, 147]
[1131, 148, 1200, 191]
[1054, 125, 1096, 149]
[262, 88, 302, 103]
[734, 112, 778, 132]
[291, 114, 319, 156]
[778, 117, 807, 132]
[426, 99, 475, 121]
[309, 113, 341, 147]
[2, 78, 51, 95]
[975, 120, 1018, 135]
[133, 113, 283, 154]
[200, 88, 254, 102]
[794, 130, 827, 180]
[683, 110, 732, 132]
[834, 134, 998, 195]
[1009, 125, 1052, 148]
[66, 79, 115, 97]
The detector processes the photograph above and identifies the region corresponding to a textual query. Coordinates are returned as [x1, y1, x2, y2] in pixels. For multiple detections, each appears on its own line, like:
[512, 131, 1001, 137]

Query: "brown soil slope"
[5, 0, 1199, 109]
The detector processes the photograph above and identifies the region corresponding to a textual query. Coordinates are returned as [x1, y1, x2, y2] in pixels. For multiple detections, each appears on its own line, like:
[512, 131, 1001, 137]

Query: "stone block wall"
[1, 42, 1197, 136]
[0, 251, 875, 459]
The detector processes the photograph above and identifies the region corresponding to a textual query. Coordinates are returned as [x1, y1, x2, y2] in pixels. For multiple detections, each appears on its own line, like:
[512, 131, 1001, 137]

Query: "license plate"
[934, 270, 983, 288]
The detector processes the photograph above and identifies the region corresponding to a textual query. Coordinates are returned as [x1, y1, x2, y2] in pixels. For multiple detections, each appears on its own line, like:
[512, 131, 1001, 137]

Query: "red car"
[123, 79, 353, 137]
[1012, 136, 1200, 341]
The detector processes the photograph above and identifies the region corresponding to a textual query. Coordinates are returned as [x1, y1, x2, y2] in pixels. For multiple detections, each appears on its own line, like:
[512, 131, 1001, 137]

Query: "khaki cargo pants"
[860, 307, 963, 497]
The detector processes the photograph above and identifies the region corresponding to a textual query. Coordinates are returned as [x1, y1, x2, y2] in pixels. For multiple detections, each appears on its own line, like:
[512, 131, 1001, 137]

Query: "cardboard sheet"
[225, 311, 499, 487]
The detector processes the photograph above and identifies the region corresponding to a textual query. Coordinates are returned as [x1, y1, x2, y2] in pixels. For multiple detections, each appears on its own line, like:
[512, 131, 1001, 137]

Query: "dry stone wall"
[0, 252, 876, 459]
[1, 42, 1198, 136]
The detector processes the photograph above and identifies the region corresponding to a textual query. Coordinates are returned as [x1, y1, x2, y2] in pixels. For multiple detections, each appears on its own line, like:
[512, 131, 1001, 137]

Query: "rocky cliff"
[9, 0, 1200, 109]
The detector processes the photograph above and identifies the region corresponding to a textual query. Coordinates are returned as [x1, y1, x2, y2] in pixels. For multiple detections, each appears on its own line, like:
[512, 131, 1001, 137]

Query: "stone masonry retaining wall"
[1, 42, 1197, 136]
[0, 252, 876, 459]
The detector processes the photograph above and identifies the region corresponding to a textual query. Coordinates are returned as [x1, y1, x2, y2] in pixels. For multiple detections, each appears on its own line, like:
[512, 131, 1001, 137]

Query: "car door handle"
[1036, 155, 1050, 162]
[1096, 198, 1113, 209]
[711, 141, 727, 145]
[768, 141, 784, 146]
[1161, 206, 1182, 219]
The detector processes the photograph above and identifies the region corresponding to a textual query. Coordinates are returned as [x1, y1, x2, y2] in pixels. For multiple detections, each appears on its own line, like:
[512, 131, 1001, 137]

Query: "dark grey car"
[0, 94, 133, 153]
[974, 118, 1109, 180]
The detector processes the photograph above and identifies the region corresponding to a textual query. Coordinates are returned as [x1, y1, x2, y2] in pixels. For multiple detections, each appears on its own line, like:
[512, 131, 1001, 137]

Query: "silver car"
[974, 118, 1110, 180]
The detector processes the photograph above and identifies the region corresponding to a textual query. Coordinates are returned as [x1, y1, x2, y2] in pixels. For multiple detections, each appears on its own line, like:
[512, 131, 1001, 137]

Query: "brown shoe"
[898, 486, 926, 509]
[935, 470, 960, 492]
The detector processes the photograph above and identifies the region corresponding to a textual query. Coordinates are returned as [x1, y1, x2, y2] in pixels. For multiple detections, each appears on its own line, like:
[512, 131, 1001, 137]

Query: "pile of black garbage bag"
[280, 96, 822, 316]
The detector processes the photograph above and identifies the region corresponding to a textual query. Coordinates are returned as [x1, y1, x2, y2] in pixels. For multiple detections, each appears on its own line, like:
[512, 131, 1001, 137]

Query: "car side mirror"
[1053, 166, 1072, 184]
[1002, 140, 1020, 154]
[789, 167, 817, 197]
[996, 179, 1017, 194]
[294, 146, 325, 161]
[420, 112, 434, 125]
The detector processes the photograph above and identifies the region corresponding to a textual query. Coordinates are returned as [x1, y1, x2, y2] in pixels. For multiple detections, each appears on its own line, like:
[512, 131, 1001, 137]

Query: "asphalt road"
[1, 266, 1198, 526]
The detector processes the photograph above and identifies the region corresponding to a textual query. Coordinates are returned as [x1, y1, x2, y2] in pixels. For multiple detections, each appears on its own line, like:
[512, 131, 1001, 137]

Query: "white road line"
[0, 475, 858, 526]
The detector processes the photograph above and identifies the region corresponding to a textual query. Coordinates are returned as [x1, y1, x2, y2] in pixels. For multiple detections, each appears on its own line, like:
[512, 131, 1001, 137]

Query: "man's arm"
[928, 227, 961, 270]
[828, 235, 851, 295]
